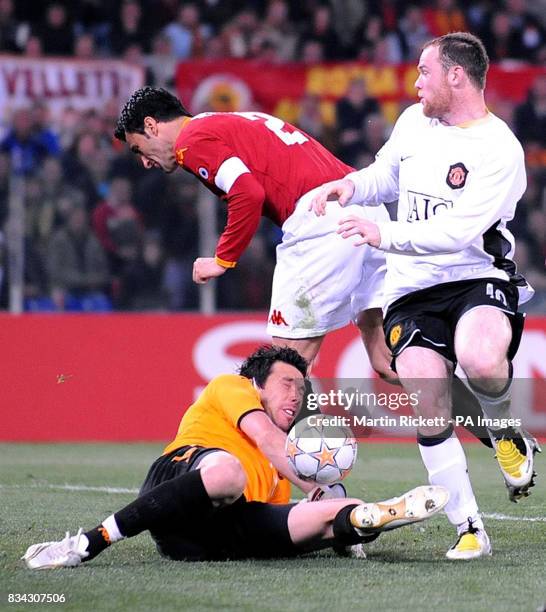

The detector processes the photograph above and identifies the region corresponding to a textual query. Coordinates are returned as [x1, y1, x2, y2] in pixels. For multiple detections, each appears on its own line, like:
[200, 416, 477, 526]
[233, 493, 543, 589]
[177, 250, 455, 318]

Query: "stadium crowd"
[0, 0, 545, 312]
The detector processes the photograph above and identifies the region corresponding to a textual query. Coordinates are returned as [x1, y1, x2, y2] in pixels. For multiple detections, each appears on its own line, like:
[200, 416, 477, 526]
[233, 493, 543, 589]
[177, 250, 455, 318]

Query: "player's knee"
[459, 351, 507, 381]
[200, 454, 246, 504]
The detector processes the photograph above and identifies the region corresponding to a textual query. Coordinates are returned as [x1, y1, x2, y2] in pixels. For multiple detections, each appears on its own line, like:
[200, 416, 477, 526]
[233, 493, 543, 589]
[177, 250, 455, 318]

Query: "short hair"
[114, 87, 191, 141]
[424, 32, 489, 90]
[238, 345, 308, 387]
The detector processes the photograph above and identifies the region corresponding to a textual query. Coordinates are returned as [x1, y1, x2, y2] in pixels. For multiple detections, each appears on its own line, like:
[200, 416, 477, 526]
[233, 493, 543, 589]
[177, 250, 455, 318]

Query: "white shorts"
[266, 190, 388, 339]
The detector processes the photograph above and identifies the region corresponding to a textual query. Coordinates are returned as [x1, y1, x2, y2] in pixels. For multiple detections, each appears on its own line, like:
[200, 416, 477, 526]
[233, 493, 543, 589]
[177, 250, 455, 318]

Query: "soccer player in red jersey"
[115, 87, 392, 377]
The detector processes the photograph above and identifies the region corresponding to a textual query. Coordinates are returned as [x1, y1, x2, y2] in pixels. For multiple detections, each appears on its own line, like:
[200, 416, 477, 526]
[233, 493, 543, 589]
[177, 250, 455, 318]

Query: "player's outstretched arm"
[239, 411, 315, 494]
[309, 178, 356, 216]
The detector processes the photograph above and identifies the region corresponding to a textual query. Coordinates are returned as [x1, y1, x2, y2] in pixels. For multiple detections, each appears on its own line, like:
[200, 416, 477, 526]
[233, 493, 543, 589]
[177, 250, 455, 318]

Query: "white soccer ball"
[285, 418, 358, 485]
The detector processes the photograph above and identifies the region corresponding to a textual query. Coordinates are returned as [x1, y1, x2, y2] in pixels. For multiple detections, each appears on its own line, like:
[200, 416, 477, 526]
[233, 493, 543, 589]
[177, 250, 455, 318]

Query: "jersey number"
[486, 283, 507, 307]
[234, 112, 308, 146]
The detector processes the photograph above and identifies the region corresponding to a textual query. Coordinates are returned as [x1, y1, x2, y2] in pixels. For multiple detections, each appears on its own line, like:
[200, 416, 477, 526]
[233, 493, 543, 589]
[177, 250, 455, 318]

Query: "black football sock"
[83, 526, 112, 560]
[452, 376, 492, 449]
[114, 469, 212, 538]
[333, 504, 379, 546]
[82, 470, 211, 561]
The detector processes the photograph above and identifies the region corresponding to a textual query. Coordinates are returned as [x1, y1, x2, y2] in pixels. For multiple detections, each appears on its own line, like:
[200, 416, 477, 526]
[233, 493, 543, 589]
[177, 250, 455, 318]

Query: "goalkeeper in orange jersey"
[23, 346, 448, 568]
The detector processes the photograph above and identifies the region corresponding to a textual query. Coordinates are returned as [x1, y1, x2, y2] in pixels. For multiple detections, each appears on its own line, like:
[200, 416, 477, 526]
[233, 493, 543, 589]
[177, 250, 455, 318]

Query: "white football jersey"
[345, 103, 533, 308]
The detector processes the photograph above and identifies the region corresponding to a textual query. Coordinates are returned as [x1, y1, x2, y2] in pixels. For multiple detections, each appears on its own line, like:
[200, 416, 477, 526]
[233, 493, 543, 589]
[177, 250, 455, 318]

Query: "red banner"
[1, 313, 545, 441]
[175, 59, 546, 126]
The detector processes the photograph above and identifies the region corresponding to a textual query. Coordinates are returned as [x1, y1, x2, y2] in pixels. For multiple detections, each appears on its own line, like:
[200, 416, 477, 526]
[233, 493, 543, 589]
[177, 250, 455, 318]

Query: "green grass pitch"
[1, 442, 545, 612]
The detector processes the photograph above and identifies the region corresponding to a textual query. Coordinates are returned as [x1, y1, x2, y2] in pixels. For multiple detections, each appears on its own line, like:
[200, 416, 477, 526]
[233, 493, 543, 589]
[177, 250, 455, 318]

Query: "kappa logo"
[446, 162, 468, 189]
[389, 324, 402, 348]
[269, 309, 288, 326]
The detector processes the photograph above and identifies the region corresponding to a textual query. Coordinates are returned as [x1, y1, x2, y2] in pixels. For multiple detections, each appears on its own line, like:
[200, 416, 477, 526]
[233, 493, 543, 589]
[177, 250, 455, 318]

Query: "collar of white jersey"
[455, 111, 492, 129]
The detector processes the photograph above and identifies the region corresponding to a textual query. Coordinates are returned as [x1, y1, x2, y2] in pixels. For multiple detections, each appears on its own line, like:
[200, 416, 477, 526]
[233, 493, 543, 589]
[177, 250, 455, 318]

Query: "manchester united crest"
[389, 324, 402, 348]
[446, 162, 468, 189]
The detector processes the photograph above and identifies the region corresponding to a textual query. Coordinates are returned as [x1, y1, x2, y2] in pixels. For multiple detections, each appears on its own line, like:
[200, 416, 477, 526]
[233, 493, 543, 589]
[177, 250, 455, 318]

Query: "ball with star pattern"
[286, 418, 358, 485]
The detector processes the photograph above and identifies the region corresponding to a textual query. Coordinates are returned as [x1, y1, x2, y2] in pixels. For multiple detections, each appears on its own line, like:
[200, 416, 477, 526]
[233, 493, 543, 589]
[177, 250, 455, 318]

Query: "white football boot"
[22, 529, 89, 569]
[491, 428, 541, 502]
[446, 519, 492, 560]
[350, 485, 449, 534]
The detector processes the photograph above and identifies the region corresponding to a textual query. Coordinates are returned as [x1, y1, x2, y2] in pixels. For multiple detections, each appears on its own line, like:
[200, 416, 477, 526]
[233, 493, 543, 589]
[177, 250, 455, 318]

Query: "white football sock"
[419, 435, 481, 527]
[102, 514, 125, 543]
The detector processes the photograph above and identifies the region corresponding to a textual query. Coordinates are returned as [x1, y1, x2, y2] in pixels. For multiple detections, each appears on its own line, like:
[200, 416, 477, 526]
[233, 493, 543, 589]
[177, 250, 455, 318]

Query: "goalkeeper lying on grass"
[23, 346, 448, 568]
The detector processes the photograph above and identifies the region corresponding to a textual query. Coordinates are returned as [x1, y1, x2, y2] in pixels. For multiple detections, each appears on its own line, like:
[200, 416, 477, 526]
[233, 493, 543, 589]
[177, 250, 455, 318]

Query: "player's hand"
[192, 257, 227, 284]
[337, 215, 381, 248]
[303, 483, 347, 502]
[309, 179, 356, 216]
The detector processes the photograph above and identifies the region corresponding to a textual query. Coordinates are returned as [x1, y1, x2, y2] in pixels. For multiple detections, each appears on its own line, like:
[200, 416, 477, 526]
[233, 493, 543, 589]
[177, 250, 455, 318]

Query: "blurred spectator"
[335, 77, 381, 166]
[110, 0, 151, 55]
[354, 14, 402, 64]
[504, 0, 545, 63]
[74, 31, 96, 59]
[0, 0, 20, 52]
[299, 4, 341, 61]
[163, 2, 208, 60]
[0, 152, 10, 229]
[30, 102, 61, 158]
[367, 0, 402, 32]
[300, 39, 324, 64]
[481, 10, 521, 63]
[157, 174, 200, 310]
[218, 233, 274, 310]
[23, 35, 43, 58]
[250, 0, 297, 62]
[221, 8, 258, 59]
[35, 2, 74, 56]
[61, 132, 102, 209]
[146, 33, 177, 89]
[92, 176, 144, 277]
[1, 108, 54, 175]
[362, 112, 389, 156]
[117, 231, 169, 310]
[47, 204, 110, 311]
[296, 93, 326, 142]
[56, 107, 82, 151]
[423, 0, 467, 37]
[397, 5, 433, 62]
[514, 74, 546, 148]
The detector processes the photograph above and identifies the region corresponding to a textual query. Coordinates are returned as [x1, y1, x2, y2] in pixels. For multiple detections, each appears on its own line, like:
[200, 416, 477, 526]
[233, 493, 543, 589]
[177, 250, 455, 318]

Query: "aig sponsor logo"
[406, 190, 453, 222]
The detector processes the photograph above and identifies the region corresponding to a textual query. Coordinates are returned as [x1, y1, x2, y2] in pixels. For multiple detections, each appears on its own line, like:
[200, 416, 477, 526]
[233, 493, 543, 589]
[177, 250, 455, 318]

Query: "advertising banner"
[0, 55, 144, 118]
[1, 313, 545, 441]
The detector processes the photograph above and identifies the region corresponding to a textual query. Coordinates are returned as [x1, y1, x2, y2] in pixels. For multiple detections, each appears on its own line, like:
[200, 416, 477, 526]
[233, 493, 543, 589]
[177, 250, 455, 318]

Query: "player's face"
[415, 45, 453, 120]
[126, 128, 177, 173]
[259, 362, 305, 432]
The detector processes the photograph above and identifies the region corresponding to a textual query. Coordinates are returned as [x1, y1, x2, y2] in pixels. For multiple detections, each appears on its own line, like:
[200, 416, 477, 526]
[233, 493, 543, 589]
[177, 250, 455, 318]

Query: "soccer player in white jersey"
[311, 32, 540, 559]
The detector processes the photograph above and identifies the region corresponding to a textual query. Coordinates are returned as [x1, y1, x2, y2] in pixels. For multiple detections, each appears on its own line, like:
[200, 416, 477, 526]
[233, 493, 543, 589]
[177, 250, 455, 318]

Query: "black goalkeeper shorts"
[139, 445, 299, 561]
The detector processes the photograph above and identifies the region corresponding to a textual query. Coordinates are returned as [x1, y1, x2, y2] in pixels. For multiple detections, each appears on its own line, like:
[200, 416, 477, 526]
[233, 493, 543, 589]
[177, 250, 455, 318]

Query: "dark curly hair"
[114, 87, 191, 141]
[238, 345, 308, 387]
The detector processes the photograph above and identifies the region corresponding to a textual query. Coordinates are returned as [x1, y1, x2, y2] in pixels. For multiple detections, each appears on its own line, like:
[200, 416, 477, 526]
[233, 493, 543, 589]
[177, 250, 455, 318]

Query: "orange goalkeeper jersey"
[163, 374, 291, 504]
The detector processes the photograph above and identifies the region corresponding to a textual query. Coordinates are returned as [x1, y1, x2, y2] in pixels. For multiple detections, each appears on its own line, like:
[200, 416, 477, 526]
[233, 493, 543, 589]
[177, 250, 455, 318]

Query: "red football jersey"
[173, 111, 353, 266]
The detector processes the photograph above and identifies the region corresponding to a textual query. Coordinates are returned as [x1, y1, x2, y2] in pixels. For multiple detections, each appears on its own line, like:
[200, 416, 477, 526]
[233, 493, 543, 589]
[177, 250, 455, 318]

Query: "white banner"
[0, 55, 144, 118]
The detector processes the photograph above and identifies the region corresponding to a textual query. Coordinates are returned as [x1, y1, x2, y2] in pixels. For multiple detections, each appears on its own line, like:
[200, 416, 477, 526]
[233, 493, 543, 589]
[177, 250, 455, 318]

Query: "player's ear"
[143, 116, 158, 135]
